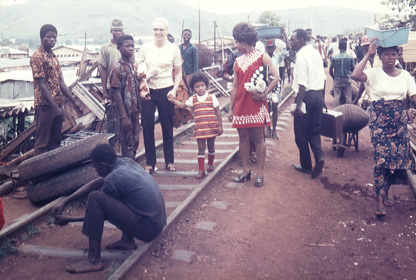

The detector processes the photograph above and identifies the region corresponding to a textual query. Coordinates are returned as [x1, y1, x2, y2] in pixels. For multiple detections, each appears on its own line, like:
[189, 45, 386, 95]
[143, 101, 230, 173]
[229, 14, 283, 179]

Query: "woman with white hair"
[138, 18, 183, 173]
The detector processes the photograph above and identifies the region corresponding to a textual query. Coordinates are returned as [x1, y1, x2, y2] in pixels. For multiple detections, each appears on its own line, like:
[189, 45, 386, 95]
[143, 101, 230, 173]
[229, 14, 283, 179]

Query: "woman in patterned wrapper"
[228, 22, 280, 187]
[352, 38, 416, 217]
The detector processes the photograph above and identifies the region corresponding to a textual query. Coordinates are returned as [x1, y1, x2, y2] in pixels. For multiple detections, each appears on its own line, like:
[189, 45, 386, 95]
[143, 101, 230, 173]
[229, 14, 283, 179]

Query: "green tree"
[382, 0, 416, 27]
[257, 11, 284, 27]
[382, 0, 416, 13]
[1, 38, 11, 46]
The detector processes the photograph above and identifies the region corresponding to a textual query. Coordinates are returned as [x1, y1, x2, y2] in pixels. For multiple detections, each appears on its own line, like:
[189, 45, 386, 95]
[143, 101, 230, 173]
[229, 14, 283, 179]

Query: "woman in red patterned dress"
[228, 22, 280, 187]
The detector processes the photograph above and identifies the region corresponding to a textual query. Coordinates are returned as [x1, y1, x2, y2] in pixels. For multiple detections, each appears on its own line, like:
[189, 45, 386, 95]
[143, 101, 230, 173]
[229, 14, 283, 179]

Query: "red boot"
[207, 152, 215, 172]
[196, 155, 205, 179]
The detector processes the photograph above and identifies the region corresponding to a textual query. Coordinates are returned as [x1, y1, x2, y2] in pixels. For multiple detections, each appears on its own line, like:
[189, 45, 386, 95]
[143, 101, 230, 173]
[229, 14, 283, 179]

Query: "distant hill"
[0, 0, 380, 44]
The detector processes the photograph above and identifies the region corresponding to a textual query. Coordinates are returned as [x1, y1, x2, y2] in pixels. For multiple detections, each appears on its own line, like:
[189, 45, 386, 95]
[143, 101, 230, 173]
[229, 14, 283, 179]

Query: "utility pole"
[214, 21, 217, 64]
[198, 0, 201, 45]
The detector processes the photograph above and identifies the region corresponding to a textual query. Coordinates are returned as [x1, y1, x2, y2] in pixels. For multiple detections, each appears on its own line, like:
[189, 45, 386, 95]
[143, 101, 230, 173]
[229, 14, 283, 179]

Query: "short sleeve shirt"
[137, 40, 182, 90]
[292, 44, 325, 93]
[110, 59, 140, 116]
[103, 158, 167, 228]
[364, 68, 416, 101]
[330, 52, 354, 80]
[30, 46, 63, 106]
[97, 40, 121, 89]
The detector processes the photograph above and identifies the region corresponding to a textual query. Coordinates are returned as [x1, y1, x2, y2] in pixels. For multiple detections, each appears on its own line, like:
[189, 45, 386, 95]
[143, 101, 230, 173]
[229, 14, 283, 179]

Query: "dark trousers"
[279, 66, 285, 84]
[82, 191, 162, 243]
[34, 105, 63, 156]
[141, 87, 174, 167]
[294, 90, 325, 171]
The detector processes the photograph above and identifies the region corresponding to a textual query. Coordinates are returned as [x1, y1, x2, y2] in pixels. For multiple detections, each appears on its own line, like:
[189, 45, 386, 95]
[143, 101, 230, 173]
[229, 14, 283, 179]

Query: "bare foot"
[271, 131, 279, 139]
[66, 259, 104, 274]
[105, 239, 137, 250]
[54, 215, 73, 226]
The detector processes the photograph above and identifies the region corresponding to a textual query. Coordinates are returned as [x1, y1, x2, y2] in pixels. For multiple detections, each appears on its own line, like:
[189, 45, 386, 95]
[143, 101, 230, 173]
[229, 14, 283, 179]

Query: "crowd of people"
[27, 17, 416, 273]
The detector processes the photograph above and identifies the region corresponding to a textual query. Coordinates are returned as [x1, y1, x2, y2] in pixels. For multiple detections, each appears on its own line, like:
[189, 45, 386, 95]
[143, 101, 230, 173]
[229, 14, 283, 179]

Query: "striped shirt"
[188, 94, 219, 139]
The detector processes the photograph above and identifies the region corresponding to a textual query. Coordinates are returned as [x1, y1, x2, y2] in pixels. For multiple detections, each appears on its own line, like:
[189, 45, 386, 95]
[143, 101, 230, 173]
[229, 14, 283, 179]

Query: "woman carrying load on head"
[351, 38, 416, 217]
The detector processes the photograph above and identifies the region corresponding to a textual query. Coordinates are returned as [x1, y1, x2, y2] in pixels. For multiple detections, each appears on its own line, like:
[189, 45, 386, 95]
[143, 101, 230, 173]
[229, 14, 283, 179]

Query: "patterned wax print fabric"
[110, 59, 141, 159]
[172, 68, 193, 128]
[0, 197, 4, 230]
[192, 94, 219, 139]
[368, 99, 415, 195]
[30, 46, 63, 107]
[267, 65, 281, 104]
[233, 50, 270, 128]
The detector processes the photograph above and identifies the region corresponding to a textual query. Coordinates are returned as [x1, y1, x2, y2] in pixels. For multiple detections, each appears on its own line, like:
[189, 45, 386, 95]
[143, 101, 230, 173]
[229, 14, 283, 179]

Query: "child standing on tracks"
[168, 72, 223, 179]
[110, 34, 141, 159]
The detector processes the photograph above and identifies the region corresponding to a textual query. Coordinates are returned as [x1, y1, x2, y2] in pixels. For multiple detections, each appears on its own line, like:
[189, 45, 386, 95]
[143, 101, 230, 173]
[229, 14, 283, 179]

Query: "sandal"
[383, 197, 394, 207]
[254, 176, 264, 187]
[144, 165, 154, 174]
[234, 170, 251, 183]
[166, 163, 176, 171]
[375, 207, 386, 217]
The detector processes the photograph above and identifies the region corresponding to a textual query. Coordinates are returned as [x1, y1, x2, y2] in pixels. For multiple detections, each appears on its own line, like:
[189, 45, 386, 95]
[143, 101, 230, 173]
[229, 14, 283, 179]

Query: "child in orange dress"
[168, 73, 223, 179]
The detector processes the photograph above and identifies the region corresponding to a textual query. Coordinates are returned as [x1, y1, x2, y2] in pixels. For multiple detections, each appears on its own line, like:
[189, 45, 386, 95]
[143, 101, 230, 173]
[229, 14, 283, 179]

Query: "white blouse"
[137, 40, 182, 90]
[364, 68, 416, 101]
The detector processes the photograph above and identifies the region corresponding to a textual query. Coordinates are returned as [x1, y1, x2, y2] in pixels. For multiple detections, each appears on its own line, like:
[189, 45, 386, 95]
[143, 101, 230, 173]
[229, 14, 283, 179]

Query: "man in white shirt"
[290, 28, 326, 179]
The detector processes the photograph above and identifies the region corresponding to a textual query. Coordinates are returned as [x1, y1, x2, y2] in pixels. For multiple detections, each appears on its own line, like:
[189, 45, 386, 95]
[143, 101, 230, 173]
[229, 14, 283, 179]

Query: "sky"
[181, 0, 391, 15]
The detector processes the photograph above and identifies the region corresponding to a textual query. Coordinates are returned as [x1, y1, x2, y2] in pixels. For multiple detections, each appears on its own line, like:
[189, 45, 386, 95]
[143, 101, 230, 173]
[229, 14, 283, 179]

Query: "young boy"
[110, 35, 141, 159]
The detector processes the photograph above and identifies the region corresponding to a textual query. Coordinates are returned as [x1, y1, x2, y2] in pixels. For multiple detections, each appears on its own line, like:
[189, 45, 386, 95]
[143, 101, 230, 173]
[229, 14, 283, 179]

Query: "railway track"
[0, 89, 295, 280]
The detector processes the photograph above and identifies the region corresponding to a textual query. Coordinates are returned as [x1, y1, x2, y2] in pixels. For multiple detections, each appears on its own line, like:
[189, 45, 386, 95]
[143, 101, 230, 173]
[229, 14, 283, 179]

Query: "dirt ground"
[125, 120, 416, 279]
[2, 74, 416, 279]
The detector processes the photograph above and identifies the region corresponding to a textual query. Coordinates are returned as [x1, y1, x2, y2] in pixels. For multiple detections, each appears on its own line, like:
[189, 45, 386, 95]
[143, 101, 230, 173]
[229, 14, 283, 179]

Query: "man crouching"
[51, 144, 167, 273]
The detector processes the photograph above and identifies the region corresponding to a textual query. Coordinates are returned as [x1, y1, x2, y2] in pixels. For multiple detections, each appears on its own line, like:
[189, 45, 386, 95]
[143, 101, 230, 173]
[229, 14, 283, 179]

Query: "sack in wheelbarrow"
[334, 104, 369, 132]
[320, 109, 343, 139]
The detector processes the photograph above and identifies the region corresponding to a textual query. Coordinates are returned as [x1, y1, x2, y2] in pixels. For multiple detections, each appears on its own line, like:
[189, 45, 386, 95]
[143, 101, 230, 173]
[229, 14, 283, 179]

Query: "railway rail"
[0, 89, 295, 280]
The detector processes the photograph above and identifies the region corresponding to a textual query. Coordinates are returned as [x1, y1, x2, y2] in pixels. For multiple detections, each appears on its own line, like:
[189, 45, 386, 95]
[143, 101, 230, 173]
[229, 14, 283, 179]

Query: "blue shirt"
[103, 158, 166, 229]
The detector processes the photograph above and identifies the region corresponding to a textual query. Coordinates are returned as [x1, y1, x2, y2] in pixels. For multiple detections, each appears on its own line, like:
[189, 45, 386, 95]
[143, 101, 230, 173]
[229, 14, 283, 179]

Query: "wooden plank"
[72, 85, 105, 119]
[68, 62, 99, 91]
[0, 123, 36, 162]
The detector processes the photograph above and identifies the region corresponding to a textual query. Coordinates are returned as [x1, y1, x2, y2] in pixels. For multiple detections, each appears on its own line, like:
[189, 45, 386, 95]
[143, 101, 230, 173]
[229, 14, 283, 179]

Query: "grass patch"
[105, 261, 121, 278]
[22, 224, 42, 241]
[0, 239, 16, 259]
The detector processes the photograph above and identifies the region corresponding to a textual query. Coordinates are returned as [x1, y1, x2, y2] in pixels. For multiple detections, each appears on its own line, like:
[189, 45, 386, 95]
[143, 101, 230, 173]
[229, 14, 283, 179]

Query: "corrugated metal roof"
[0, 58, 30, 69]
[0, 47, 27, 55]
[0, 98, 34, 118]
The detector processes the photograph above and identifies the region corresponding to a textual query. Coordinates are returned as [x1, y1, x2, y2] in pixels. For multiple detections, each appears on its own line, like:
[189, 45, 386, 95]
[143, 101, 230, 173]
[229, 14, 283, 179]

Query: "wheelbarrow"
[335, 125, 362, 157]
[332, 104, 369, 158]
